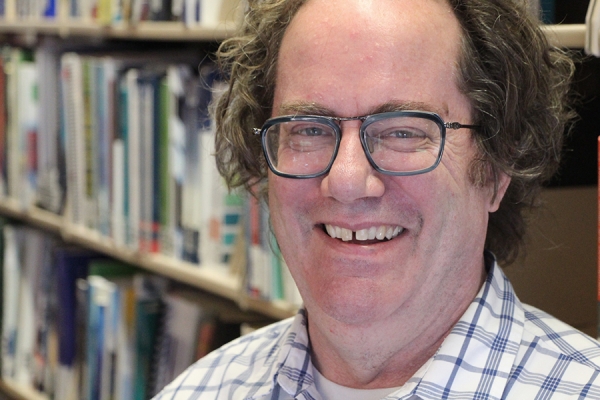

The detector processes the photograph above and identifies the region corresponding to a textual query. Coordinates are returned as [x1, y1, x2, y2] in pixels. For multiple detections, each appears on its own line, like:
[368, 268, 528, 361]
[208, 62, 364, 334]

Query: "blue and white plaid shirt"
[153, 260, 600, 399]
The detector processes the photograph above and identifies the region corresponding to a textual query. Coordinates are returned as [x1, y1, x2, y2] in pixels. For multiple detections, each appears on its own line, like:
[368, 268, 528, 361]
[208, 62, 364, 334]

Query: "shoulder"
[152, 317, 294, 400]
[506, 303, 600, 398]
[521, 304, 600, 367]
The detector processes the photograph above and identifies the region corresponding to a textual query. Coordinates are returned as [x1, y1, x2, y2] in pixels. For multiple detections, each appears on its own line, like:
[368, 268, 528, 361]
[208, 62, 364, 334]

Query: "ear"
[488, 172, 511, 213]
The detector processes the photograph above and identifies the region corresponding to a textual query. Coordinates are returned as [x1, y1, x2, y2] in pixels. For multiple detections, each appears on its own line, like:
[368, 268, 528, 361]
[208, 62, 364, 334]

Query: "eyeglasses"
[253, 110, 478, 179]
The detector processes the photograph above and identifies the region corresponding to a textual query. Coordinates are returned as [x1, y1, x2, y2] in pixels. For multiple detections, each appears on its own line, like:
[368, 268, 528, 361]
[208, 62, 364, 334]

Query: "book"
[61, 52, 87, 227]
[132, 274, 167, 400]
[1, 224, 21, 380]
[53, 247, 101, 400]
[124, 67, 141, 250]
[14, 227, 55, 388]
[178, 66, 202, 264]
[82, 56, 99, 231]
[137, 70, 164, 253]
[35, 40, 65, 215]
[151, 289, 205, 394]
[586, 0, 600, 56]
[0, 50, 7, 198]
[85, 275, 115, 400]
[3, 48, 37, 209]
[87, 259, 139, 400]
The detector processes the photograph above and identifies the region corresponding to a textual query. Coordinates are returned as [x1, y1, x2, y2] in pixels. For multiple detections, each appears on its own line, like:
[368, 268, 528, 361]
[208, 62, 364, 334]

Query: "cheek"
[268, 176, 314, 240]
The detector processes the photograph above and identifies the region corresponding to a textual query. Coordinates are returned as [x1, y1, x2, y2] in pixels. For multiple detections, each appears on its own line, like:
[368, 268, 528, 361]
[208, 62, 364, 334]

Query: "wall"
[505, 186, 597, 338]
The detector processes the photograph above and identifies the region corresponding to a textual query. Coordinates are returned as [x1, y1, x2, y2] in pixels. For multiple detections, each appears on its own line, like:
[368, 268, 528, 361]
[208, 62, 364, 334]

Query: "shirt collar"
[406, 259, 525, 400]
[275, 308, 319, 398]
[271, 257, 525, 400]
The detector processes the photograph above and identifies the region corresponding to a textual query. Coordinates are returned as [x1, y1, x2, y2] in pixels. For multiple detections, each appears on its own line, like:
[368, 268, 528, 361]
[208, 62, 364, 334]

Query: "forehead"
[274, 0, 470, 120]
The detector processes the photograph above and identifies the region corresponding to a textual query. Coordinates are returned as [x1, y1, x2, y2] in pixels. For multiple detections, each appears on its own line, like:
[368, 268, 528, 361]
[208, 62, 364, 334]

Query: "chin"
[310, 282, 392, 326]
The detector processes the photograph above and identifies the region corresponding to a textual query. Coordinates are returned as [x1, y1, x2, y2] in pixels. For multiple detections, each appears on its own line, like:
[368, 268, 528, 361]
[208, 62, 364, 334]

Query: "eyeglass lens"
[263, 115, 443, 177]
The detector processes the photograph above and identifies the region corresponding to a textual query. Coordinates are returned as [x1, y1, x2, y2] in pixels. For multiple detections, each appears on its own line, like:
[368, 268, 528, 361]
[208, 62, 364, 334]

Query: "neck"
[306, 263, 487, 389]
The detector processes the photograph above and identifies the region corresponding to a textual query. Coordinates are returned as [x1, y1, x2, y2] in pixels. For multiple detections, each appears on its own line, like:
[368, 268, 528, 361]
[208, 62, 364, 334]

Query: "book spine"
[125, 68, 140, 250]
[61, 53, 86, 226]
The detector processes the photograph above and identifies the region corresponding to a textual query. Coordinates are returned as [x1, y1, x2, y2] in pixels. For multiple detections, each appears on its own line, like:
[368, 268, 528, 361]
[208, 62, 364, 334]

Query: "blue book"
[540, 0, 555, 24]
[55, 248, 101, 368]
[43, 0, 57, 17]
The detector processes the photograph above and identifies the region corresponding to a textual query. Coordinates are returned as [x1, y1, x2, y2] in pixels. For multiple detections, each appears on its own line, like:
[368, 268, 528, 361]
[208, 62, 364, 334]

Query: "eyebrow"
[278, 100, 447, 118]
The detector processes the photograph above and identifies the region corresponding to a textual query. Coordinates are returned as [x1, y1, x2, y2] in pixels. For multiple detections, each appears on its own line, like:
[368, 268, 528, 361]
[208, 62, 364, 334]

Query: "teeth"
[324, 224, 404, 241]
[386, 226, 394, 240]
[341, 228, 353, 241]
[325, 224, 335, 237]
[368, 226, 377, 240]
[355, 228, 369, 240]
[375, 226, 386, 240]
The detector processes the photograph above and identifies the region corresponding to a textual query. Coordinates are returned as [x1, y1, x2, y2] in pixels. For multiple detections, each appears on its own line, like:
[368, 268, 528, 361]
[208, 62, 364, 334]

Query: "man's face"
[269, 0, 508, 327]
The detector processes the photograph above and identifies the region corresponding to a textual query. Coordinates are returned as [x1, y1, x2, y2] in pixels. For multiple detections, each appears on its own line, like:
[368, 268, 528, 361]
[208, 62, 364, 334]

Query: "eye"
[387, 129, 426, 139]
[290, 125, 330, 137]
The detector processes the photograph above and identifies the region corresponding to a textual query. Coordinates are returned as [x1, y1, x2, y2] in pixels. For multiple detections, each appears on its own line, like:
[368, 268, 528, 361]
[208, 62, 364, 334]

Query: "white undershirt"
[312, 367, 402, 400]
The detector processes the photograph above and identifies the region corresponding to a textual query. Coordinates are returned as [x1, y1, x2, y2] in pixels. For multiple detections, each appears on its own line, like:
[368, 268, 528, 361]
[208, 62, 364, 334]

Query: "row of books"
[0, 42, 303, 305]
[0, 43, 236, 266]
[0, 223, 267, 400]
[0, 0, 234, 27]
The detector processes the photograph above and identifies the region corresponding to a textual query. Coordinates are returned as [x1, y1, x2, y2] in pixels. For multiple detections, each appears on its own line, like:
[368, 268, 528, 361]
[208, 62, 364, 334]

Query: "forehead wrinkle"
[278, 101, 334, 117]
[368, 100, 448, 117]
[277, 100, 449, 118]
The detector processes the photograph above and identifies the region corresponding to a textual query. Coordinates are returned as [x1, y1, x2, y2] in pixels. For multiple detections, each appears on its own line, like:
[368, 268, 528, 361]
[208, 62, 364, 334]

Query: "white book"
[199, 79, 229, 267]
[199, 0, 223, 27]
[586, 0, 600, 56]
[5, 48, 21, 203]
[16, 59, 39, 210]
[112, 138, 126, 245]
[164, 67, 186, 258]
[14, 228, 46, 386]
[35, 41, 63, 214]
[61, 52, 86, 227]
[1, 225, 20, 379]
[3, 0, 16, 20]
[95, 57, 118, 237]
[183, 0, 199, 27]
[199, 124, 219, 265]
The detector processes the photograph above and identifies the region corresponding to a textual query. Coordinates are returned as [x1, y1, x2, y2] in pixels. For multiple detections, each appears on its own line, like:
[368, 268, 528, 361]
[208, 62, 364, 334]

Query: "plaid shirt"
[153, 260, 600, 399]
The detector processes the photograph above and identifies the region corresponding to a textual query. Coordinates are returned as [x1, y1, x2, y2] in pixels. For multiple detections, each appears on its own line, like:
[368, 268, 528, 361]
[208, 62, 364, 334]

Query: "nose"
[320, 122, 385, 202]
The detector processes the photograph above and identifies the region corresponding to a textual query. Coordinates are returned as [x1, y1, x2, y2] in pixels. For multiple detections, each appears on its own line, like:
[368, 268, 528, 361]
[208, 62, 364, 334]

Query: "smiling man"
[152, 0, 600, 399]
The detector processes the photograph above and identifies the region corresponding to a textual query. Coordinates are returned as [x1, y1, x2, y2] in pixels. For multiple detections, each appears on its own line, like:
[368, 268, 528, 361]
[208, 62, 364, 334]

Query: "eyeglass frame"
[253, 110, 479, 179]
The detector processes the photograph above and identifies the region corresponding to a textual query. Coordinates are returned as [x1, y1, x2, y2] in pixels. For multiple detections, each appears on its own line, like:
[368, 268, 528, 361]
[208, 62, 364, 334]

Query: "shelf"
[0, 19, 588, 47]
[0, 198, 297, 321]
[541, 24, 586, 48]
[0, 379, 48, 400]
[0, 20, 238, 42]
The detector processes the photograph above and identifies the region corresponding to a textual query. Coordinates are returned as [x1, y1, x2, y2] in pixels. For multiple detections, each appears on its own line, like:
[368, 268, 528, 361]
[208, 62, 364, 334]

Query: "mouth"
[323, 224, 404, 243]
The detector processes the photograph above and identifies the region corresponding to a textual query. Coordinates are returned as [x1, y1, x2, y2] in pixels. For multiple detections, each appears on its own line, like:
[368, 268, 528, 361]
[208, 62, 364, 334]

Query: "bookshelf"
[0, 21, 239, 42]
[0, 4, 594, 399]
[0, 198, 298, 321]
[541, 23, 586, 48]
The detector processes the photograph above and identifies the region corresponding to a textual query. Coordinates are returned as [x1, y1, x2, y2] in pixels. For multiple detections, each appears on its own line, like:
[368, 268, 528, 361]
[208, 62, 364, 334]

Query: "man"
[153, 0, 600, 398]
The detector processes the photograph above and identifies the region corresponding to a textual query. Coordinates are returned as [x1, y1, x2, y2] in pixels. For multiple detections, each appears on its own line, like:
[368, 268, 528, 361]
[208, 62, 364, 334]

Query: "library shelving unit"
[0, 5, 297, 400]
[0, 11, 589, 400]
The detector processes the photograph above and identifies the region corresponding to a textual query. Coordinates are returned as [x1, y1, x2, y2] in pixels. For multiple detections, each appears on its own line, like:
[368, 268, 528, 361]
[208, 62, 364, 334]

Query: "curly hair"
[214, 0, 576, 265]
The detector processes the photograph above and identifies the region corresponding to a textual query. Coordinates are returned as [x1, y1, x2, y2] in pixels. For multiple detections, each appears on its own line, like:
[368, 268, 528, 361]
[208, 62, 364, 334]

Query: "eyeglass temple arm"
[445, 122, 479, 130]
